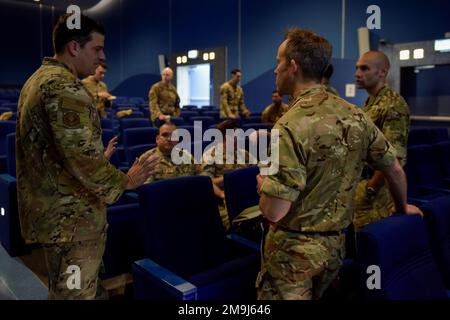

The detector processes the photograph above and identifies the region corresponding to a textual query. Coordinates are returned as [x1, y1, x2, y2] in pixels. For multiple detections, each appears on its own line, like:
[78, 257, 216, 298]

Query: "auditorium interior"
[0, 0, 450, 301]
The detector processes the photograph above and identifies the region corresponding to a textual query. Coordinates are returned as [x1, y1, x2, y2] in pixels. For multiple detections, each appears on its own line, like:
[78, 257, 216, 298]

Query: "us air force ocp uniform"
[16, 57, 128, 299]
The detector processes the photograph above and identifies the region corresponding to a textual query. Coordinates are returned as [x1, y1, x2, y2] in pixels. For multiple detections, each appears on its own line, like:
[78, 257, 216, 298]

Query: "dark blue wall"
[0, 1, 61, 85]
[89, 0, 170, 97]
[2, 0, 449, 107]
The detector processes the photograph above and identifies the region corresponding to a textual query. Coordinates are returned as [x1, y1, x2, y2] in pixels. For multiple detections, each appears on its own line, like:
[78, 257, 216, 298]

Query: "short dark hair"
[217, 119, 240, 136]
[53, 13, 105, 55]
[322, 64, 334, 80]
[284, 28, 332, 81]
[231, 69, 241, 75]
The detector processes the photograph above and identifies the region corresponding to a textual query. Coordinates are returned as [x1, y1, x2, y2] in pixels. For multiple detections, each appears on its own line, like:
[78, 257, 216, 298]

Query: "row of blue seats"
[1, 154, 449, 299]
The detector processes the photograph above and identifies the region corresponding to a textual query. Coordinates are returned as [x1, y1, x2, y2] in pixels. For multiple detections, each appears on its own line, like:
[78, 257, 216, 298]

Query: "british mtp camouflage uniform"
[256, 85, 396, 300]
[353, 85, 410, 231]
[220, 82, 250, 118]
[148, 81, 180, 125]
[81, 75, 109, 119]
[324, 84, 339, 97]
[261, 102, 289, 127]
[16, 57, 128, 299]
[141, 146, 199, 184]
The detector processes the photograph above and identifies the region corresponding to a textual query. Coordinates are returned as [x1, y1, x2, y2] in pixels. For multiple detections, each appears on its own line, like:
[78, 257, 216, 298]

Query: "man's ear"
[289, 59, 298, 75]
[66, 40, 80, 57]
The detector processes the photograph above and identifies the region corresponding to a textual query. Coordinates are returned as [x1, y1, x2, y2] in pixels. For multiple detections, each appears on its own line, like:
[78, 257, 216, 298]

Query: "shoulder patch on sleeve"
[62, 110, 81, 128]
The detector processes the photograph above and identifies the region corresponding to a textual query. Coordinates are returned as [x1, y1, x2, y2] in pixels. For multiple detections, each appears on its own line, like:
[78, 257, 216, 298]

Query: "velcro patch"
[60, 96, 88, 113]
[62, 110, 81, 128]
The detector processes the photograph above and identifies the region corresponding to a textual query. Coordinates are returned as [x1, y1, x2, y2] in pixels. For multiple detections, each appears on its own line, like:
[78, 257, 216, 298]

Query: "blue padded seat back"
[138, 176, 227, 277]
[357, 215, 447, 300]
[422, 196, 450, 288]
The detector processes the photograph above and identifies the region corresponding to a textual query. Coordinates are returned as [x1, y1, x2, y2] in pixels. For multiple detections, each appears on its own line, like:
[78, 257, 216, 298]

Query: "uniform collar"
[365, 85, 389, 107]
[42, 57, 73, 73]
[291, 84, 325, 105]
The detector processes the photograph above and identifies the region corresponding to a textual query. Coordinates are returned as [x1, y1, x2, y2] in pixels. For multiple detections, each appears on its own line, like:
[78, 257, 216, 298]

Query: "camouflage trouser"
[256, 226, 345, 300]
[219, 203, 231, 231]
[353, 179, 394, 232]
[42, 233, 106, 300]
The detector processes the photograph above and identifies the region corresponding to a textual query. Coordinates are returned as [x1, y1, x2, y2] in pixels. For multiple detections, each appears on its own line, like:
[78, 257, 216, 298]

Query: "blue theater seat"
[182, 105, 198, 111]
[421, 196, 450, 289]
[356, 214, 448, 300]
[126, 144, 156, 165]
[128, 97, 146, 105]
[102, 203, 145, 279]
[133, 176, 259, 300]
[223, 166, 262, 243]
[179, 111, 199, 121]
[101, 118, 113, 129]
[0, 121, 16, 155]
[122, 127, 158, 150]
[6, 133, 16, 177]
[0, 174, 29, 257]
[188, 116, 214, 128]
[119, 119, 151, 135]
[201, 111, 220, 121]
[224, 166, 260, 223]
[244, 116, 262, 124]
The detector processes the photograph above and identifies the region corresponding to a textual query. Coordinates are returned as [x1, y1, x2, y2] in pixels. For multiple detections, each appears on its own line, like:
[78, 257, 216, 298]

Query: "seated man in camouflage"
[201, 119, 257, 230]
[261, 90, 289, 127]
[140, 122, 199, 184]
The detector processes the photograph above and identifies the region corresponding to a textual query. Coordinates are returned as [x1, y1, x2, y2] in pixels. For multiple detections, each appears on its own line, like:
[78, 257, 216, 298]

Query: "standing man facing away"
[220, 69, 251, 119]
[148, 67, 181, 126]
[353, 51, 410, 231]
[16, 13, 159, 300]
[81, 62, 115, 119]
[256, 28, 421, 300]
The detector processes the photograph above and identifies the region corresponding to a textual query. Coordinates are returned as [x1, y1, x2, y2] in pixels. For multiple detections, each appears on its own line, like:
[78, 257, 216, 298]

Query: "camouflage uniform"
[16, 57, 128, 299]
[81, 75, 109, 119]
[256, 85, 396, 300]
[148, 81, 180, 125]
[220, 82, 250, 118]
[201, 143, 257, 230]
[261, 102, 289, 127]
[353, 85, 410, 231]
[324, 84, 339, 97]
[141, 146, 199, 184]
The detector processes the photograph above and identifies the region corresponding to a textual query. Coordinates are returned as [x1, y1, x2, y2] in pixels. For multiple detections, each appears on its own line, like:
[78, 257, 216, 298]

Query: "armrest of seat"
[227, 233, 260, 252]
[0, 173, 16, 183]
[133, 258, 197, 300]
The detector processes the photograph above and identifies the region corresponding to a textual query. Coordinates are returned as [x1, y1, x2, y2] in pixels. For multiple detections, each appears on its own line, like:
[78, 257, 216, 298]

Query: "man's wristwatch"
[366, 186, 377, 199]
